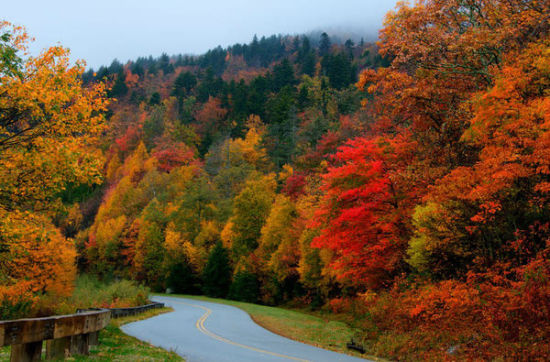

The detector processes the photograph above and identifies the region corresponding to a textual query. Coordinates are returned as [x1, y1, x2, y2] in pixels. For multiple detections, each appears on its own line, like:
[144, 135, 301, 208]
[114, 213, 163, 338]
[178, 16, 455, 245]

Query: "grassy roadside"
[0, 308, 183, 362]
[157, 294, 383, 361]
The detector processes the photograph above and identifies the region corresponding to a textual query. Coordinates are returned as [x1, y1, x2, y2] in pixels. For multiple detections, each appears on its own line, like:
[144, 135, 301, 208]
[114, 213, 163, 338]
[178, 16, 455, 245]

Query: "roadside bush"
[349, 245, 550, 360]
[68, 274, 149, 309]
[0, 282, 35, 320]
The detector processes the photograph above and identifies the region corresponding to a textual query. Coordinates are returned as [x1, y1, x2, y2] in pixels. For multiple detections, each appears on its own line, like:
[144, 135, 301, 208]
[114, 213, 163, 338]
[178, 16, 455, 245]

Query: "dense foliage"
[0, 21, 108, 319]
[2, 1, 549, 359]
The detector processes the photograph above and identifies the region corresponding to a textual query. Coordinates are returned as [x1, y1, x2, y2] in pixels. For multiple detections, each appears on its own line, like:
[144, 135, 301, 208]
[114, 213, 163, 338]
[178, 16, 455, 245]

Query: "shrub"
[68, 274, 149, 309]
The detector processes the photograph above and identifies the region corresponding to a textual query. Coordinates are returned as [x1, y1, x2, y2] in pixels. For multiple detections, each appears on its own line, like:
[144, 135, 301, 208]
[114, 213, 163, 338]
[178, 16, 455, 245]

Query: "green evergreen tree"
[271, 59, 296, 92]
[173, 71, 197, 99]
[321, 53, 354, 89]
[143, 105, 164, 148]
[167, 260, 200, 294]
[202, 242, 232, 298]
[344, 39, 355, 59]
[228, 270, 259, 303]
[159, 53, 174, 74]
[301, 52, 316, 77]
[319, 32, 331, 57]
[110, 70, 128, 97]
[149, 92, 161, 105]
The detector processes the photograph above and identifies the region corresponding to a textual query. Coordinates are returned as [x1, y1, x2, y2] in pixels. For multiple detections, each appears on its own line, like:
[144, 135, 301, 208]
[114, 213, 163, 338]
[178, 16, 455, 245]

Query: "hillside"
[1, 1, 550, 360]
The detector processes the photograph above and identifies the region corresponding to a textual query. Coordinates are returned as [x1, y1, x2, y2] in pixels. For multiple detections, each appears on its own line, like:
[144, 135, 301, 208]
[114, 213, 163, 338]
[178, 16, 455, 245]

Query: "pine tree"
[319, 32, 331, 57]
[202, 242, 232, 298]
[228, 270, 259, 303]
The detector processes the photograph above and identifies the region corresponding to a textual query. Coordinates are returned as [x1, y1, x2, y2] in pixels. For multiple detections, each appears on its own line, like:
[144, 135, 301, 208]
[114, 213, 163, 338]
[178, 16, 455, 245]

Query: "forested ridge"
[1, 1, 550, 360]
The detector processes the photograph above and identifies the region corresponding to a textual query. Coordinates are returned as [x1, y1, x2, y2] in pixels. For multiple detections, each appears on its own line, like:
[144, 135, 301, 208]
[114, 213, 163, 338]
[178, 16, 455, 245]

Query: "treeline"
[79, 32, 371, 306]
[83, 32, 385, 82]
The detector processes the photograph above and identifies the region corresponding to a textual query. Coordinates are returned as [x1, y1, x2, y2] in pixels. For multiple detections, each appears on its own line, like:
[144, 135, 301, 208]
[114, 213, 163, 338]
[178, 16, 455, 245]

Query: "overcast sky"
[3, 0, 399, 69]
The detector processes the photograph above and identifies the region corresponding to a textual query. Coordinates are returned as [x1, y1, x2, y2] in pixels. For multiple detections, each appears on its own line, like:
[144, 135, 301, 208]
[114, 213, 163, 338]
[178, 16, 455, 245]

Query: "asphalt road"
[121, 295, 369, 362]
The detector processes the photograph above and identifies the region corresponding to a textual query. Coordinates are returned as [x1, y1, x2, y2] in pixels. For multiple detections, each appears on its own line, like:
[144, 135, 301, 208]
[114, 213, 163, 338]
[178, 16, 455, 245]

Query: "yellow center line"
[171, 300, 310, 362]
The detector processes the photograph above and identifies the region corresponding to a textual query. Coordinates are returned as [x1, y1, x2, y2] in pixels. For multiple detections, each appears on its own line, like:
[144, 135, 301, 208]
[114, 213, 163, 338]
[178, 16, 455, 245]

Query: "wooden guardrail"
[1, 301, 165, 361]
[0, 309, 110, 361]
[346, 337, 366, 354]
[78, 301, 165, 318]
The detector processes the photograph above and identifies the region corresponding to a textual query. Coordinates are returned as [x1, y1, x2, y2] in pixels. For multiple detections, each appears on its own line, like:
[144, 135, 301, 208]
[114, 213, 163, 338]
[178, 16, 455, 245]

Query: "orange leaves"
[0, 22, 108, 211]
[0, 210, 76, 316]
[193, 96, 228, 137]
[379, 0, 548, 82]
[316, 3, 550, 356]
[430, 38, 550, 218]
[0, 22, 108, 316]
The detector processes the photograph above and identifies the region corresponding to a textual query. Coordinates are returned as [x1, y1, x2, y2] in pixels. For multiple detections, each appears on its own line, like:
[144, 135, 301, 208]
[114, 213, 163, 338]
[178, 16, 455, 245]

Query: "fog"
[3, 0, 399, 68]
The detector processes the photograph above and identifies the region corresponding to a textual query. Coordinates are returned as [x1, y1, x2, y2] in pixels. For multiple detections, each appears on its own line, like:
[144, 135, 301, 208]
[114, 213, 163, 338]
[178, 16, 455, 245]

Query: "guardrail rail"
[1, 301, 165, 361]
[78, 302, 165, 318]
[0, 309, 110, 361]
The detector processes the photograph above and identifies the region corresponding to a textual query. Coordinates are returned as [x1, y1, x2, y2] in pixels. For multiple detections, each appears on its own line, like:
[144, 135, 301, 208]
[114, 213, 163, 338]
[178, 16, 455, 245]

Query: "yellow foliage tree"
[258, 195, 299, 281]
[0, 22, 107, 317]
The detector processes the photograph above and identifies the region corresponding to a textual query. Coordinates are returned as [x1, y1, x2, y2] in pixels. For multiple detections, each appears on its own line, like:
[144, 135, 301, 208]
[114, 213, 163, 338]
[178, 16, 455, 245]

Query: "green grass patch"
[0, 308, 183, 362]
[157, 294, 382, 360]
[66, 275, 150, 311]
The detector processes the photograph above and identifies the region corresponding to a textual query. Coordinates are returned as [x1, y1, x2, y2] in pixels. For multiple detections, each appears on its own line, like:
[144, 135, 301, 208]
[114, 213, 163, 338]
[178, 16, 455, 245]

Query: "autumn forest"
[1, 0, 550, 360]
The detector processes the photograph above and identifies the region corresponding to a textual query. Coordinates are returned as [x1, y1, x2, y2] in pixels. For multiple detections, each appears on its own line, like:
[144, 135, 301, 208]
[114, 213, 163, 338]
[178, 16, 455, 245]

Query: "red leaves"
[115, 124, 143, 153]
[282, 172, 306, 199]
[152, 143, 195, 172]
[312, 135, 417, 289]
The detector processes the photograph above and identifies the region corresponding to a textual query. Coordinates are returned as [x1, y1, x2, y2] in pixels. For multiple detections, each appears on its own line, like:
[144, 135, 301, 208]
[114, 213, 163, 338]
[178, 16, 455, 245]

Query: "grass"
[157, 294, 383, 361]
[0, 307, 183, 362]
[66, 275, 150, 310]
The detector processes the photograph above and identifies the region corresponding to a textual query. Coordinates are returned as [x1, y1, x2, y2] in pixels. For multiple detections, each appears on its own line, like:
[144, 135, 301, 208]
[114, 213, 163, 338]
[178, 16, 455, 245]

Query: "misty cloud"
[3, 0, 399, 68]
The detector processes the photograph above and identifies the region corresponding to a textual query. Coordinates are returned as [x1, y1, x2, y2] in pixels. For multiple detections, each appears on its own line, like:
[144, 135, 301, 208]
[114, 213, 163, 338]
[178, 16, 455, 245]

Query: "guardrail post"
[10, 341, 42, 362]
[70, 333, 90, 355]
[46, 336, 70, 360]
[89, 331, 99, 346]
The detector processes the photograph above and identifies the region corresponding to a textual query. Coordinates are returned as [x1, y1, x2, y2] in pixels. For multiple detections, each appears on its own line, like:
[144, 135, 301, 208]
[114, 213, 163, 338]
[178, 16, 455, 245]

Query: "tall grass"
[67, 274, 149, 310]
[2, 275, 150, 319]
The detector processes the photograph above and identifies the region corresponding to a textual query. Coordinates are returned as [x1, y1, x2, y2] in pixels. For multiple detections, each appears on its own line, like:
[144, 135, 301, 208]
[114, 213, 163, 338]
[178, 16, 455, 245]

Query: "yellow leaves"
[164, 223, 187, 257]
[0, 22, 108, 313]
[278, 164, 294, 183]
[0, 21, 30, 52]
[164, 223, 206, 273]
[120, 141, 149, 181]
[0, 22, 108, 212]
[95, 215, 127, 258]
[106, 153, 122, 182]
[259, 195, 295, 255]
[194, 221, 220, 249]
[182, 241, 204, 273]
[257, 194, 302, 281]
[168, 165, 196, 195]
[221, 220, 235, 249]
[226, 115, 270, 170]
[59, 203, 83, 235]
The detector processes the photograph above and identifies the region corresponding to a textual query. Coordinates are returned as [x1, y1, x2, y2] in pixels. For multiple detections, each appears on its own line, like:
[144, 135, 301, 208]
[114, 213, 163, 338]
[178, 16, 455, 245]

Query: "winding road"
[121, 296, 369, 362]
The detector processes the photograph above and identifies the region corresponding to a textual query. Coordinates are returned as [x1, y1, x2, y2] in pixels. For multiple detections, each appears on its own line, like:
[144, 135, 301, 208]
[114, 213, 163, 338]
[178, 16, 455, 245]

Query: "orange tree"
[0, 22, 108, 318]
[311, 0, 550, 358]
